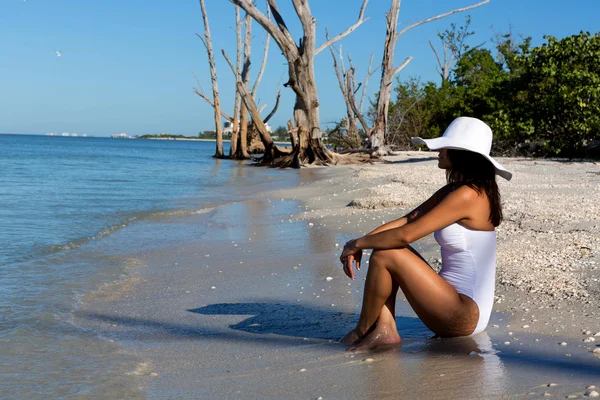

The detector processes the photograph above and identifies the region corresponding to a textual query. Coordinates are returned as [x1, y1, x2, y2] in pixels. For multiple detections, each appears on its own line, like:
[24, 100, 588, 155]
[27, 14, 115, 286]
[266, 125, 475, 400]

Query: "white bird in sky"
[55, 50, 62, 57]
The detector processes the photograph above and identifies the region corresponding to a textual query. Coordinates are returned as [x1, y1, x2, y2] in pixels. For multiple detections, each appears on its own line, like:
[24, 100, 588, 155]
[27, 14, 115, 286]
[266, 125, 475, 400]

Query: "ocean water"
[0, 134, 297, 398]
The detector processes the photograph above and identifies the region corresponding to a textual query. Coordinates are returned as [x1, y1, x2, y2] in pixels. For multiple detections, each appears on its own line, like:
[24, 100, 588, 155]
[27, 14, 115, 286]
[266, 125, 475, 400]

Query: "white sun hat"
[411, 116, 513, 181]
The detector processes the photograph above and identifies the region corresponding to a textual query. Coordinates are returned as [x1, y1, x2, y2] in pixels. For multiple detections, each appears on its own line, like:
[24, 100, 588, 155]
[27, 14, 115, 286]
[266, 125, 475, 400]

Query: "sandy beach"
[78, 152, 600, 399]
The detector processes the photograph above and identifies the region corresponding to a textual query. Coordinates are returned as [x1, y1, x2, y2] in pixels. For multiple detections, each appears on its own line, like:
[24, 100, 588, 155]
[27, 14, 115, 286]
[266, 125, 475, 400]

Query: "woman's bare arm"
[364, 184, 454, 236]
[355, 186, 477, 251]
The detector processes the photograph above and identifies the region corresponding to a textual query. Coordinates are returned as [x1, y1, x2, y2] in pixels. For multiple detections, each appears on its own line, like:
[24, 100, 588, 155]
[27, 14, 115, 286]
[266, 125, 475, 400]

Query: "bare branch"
[429, 40, 444, 74]
[395, 0, 490, 40]
[251, 2, 271, 96]
[221, 50, 238, 80]
[392, 56, 414, 77]
[328, 43, 347, 100]
[315, 0, 370, 55]
[263, 88, 281, 124]
[359, 52, 377, 112]
[267, 0, 295, 43]
[347, 68, 371, 136]
[240, 13, 252, 88]
[195, 32, 208, 49]
[237, 81, 274, 147]
[229, 0, 299, 60]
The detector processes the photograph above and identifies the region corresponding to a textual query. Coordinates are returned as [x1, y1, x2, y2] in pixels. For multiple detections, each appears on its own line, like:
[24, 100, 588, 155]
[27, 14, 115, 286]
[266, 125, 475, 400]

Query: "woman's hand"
[340, 238, 363, 280]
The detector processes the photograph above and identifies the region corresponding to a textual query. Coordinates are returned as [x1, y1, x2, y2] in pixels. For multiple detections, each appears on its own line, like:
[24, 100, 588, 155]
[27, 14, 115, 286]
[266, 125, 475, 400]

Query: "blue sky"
[1, 0, 598, 136]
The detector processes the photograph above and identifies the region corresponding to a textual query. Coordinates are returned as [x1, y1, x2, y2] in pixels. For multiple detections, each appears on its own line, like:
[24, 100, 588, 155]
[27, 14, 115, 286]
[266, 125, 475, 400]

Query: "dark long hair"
[447, 149, 503, 226]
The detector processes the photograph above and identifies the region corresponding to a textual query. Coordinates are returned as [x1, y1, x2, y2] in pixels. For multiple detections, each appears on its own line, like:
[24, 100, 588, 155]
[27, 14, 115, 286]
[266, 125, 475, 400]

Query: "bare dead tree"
[329, 43, 359, 148]
[247, 5, 274, 155]
[352, 0, 490, 156]
[228, 0, 371, 166]
[233, 13, 253, 159]
[197, 0, 225, 158]
[429, 15, 476, 82]
[229, 6, 244, 158]
[222, 50, 286, 161]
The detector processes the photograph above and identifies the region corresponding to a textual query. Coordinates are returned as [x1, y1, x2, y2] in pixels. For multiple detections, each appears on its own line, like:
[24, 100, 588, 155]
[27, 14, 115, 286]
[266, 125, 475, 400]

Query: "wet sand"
[78, 154, 600, 399]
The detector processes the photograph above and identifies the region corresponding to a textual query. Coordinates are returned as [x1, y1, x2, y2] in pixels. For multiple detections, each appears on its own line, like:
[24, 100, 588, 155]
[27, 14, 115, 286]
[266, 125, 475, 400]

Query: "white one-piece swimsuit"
[434, 223, 497, 335]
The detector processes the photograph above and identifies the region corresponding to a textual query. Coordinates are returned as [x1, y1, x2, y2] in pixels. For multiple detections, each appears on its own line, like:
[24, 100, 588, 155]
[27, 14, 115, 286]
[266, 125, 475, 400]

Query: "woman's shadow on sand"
[188, 301, 429, 341]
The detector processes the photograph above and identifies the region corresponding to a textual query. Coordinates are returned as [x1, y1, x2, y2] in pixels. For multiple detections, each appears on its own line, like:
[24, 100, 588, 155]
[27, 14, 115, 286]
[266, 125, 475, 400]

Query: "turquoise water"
[0, 134, 297, 398]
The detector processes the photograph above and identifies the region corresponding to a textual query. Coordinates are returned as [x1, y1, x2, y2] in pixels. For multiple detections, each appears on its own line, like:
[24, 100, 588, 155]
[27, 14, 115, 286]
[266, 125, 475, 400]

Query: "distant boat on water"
[111, 132, 130, 139]
[61, 132, 69, 137]
[46, 132, 57, 136]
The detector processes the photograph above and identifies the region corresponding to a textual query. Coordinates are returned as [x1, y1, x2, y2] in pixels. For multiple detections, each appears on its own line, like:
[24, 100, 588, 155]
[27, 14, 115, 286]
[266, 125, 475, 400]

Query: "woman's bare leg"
[347, 246, 479, 350]
[340, 281, 398, 345]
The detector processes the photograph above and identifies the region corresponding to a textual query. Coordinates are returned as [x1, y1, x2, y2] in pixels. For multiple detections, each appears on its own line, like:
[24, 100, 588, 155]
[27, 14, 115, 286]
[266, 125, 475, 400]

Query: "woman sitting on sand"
[340, 117, 512, 351]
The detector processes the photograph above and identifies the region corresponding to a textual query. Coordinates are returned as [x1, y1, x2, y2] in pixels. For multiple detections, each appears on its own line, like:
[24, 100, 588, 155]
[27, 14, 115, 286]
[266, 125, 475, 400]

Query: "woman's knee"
[370, 248, 409, 265]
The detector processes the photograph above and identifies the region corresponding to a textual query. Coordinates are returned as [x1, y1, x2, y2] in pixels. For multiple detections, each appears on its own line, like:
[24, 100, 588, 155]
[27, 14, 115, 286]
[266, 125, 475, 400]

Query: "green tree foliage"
[326, 119, 365, 151]
[520, 32, 600, 155]
[387, 30, 600, 157]
[273, 125, 290, 141]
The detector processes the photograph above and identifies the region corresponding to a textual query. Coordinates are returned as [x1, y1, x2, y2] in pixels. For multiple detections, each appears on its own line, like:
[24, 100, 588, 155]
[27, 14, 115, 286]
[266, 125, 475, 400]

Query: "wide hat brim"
[411, 136, 513, 181]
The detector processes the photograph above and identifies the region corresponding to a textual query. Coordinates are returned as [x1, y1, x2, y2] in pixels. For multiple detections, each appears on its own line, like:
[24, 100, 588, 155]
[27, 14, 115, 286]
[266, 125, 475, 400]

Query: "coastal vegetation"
[195, 1, 599, 165]
[388, 29, 600, 158]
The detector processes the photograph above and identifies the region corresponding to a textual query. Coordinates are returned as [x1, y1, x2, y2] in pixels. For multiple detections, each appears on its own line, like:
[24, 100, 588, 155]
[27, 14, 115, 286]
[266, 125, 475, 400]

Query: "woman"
[340, 117, 512, 351]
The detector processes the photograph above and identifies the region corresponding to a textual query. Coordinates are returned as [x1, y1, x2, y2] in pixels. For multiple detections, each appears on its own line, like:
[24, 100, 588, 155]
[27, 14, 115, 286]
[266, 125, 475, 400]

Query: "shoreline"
[78, 152, 600, 398]
[142, 137, 292, 145]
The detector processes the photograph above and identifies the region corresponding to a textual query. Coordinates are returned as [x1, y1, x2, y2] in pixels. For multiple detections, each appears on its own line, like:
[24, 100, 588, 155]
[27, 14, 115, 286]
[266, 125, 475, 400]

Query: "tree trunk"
[231, 13, 252, 160]
[357, 0, 489, 156]
[229, 7, 243, 158]
[198, 0, 224, 158]
[369, 0, 401, 155]
[287, 120, 298, 149]
[228, 0, 370, 166]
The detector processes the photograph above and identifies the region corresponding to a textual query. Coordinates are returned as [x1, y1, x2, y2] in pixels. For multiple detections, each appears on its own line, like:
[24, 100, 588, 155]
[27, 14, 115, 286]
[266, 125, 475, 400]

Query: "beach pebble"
[504, 341, 511, 345]
[586, 390, 599, 397]
[560, 342, 568, 346]
[362, 358, 374, 363]
[583, 337, 596, 343]
[210, 286, 216, 290]
[548, 383, 559, 387]
[300, 368, 307, 372]
[588, 386, 597, 390]
[325, 277, 333, 281]
[595, 332, 600, 337]
[308, 222, 314, 227]
[522, 325, 530, 328]
[567, 395, 578, 399]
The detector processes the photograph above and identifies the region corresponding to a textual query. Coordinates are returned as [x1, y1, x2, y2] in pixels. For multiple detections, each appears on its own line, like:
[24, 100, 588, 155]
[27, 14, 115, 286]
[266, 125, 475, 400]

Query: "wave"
[35, 206, 217, 256]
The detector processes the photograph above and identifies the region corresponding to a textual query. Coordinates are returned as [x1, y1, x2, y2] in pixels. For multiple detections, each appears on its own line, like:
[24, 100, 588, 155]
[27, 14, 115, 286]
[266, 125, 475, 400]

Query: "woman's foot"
[339, 327, 363, 345]
[348, 323, 401, 351]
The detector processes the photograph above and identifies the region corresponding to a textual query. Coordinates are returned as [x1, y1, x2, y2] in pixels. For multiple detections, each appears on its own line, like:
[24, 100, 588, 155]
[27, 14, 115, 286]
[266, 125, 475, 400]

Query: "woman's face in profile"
[437, 148, 452, 170]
